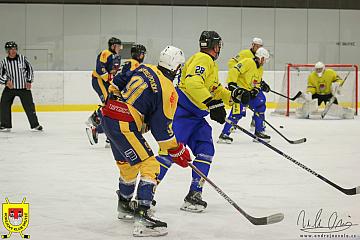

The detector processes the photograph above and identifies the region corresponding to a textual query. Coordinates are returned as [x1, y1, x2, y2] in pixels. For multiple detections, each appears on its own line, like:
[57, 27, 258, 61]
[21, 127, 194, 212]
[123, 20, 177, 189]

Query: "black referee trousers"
[0, 87, 39, 128]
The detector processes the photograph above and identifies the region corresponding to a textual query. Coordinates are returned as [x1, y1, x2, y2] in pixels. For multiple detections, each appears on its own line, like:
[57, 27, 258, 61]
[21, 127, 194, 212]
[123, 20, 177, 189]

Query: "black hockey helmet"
[5, 41, 18, 51]
[108, 37, 122, 49]
[199, 31, 222, 49]
[131, 44, 147, 63]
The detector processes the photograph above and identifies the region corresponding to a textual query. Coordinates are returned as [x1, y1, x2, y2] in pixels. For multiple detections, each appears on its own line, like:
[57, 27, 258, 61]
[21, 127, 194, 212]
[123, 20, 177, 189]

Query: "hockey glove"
[250, 88, 260, 99]
[231, 87, 250, 105]
[168, 143, 191, 168]
[205, 99, 226, 124]
[228, 82, 238, 91]
[260, 81, 270, 93]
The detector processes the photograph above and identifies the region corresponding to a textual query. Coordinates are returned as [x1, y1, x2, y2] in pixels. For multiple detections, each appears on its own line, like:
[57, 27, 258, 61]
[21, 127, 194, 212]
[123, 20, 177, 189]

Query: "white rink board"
[0, 70, 300, 106]
[0, 112, 359, 240]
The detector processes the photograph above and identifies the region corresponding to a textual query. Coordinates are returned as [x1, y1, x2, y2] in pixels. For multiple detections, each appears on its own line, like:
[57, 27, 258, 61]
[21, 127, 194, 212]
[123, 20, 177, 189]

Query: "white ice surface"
[0, 111, 359, 240]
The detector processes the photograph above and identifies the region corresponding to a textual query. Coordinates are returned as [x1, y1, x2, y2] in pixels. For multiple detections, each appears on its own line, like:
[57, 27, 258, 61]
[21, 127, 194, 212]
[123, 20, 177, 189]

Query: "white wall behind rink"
[0, 70, 343, 106]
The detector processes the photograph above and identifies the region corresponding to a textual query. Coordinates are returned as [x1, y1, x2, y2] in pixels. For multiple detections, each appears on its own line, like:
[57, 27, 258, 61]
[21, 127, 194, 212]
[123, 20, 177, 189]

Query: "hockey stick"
[248, 108, 306, 144]
[270, 89, 303, 101]
[188, 162, 284, 225]
[226, 119, 360, 196]
[321, 71, 351, 119]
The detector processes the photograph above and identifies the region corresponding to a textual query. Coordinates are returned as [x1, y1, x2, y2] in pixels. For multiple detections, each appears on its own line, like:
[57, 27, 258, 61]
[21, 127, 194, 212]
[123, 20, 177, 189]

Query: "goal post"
[273, 63, 358, 116]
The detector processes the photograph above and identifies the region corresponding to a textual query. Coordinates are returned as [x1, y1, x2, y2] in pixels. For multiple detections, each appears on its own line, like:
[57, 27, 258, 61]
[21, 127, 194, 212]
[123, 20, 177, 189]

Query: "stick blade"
[343, 186, 360, 195]
[291, 91, 303, 101]
[290, 138, 307, 144]
[267, 213, 285, 225]
[249, 213, 284, 225]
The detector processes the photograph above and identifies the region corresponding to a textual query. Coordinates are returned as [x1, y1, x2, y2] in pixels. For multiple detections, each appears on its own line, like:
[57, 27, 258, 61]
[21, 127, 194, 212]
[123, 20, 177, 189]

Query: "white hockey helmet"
[158, 46, 185, 72]
[314, 61, 325, 77]
[252, 37, 263, 46]
[255, 47, 270, 62]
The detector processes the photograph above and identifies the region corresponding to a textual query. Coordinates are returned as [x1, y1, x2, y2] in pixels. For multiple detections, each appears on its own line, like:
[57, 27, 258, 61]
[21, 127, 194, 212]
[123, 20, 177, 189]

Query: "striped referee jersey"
[0, 54, 34, 89]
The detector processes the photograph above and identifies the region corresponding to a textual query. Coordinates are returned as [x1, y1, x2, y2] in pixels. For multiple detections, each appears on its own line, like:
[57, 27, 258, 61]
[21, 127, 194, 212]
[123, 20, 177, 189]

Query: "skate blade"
[180, 202, 205, 213]
[133, 226, 168, 237]
[0, 128, 11, 132]
[85, 128, 96, 145]
[85, 120, 92, 127]
[217, 139, 232, 144]
[118, 213, 134, 222]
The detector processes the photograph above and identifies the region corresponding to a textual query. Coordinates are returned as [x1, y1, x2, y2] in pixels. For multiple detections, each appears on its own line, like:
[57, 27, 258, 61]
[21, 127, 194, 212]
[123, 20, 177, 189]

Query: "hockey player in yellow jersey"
[219, 38, 271, 143]
[296, 62, 354, 119]
[305, 61, 343, 105]
[155, 31, 250, 213]
[219, 47, 271, 143]
[228, 37, 263, 69]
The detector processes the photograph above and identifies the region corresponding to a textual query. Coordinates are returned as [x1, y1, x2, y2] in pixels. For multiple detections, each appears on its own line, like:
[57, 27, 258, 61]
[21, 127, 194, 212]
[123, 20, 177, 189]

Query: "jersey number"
[121, 76, 147, 104]
[195, 66, 205, 75]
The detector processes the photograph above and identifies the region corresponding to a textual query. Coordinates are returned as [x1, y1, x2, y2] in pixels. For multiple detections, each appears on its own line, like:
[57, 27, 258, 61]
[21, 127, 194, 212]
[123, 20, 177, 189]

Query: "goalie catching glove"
[168, 143, 191, 168]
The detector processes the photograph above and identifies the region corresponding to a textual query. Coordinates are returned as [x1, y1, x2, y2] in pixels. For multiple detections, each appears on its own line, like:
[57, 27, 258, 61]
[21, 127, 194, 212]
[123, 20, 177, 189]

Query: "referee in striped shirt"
[0, 41, 42, 131]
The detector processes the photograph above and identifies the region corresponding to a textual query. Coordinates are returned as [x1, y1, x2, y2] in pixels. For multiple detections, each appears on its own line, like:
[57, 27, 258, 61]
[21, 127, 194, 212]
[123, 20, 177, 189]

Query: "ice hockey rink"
[0, 111, 359, 240]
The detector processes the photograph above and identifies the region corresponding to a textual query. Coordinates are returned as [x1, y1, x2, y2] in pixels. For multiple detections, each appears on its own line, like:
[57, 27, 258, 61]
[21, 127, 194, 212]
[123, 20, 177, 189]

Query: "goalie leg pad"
[327, 104, 355, 119]
[296, 99, 318, 118]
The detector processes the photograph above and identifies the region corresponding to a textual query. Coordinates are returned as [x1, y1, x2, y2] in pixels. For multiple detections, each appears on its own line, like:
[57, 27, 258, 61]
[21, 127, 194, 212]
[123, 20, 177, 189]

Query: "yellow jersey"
[227, 58, 263, 91]
[307, 69, 343, 95]
[178, 51, 231, 110]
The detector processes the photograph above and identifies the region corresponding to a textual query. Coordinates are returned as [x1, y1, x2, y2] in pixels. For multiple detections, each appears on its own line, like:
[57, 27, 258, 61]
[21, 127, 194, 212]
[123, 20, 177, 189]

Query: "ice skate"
[253, 131, 271, 143]
[217, 133, 233, 144]
[132, 197, 157, 217]
[133, 205, 167, 237]
[117, 191, 134, 221]
[86, 126, 98, 145]
[105, 138, 111, 148]
[180, 190, 207, 213]
[86, 111, 100, 128]
[0, 127, 11, 132]
[31, 125, 43, 131]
